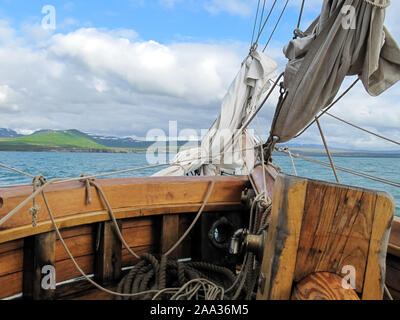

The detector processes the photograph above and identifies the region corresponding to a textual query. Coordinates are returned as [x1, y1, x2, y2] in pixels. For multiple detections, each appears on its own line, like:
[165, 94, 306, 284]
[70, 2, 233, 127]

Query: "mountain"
[89, 134, 198, 149]
[0, 129, 113, 152]
[89, 134, 154, 149]
[0, 129, 196, 152]
[0, 128, 22, 138]
[0, 128, 397, 156]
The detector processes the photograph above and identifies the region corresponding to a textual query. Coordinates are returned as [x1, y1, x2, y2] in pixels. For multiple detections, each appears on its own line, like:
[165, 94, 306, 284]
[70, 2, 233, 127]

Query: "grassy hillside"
[0, 130, 110, 151]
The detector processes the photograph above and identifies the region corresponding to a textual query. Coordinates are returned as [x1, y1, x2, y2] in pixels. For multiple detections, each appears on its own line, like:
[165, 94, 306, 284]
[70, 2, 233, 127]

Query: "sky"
[0, 0, 398, 151]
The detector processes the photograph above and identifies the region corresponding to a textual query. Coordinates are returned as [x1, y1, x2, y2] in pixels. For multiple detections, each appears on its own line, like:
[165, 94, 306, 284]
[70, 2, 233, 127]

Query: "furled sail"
[154, 50, 277, 176]
[268, 0, 400, 144]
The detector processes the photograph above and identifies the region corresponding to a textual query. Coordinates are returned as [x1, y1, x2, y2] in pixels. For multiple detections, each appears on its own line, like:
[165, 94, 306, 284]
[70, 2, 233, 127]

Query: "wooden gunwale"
[0, 175, 249, 244]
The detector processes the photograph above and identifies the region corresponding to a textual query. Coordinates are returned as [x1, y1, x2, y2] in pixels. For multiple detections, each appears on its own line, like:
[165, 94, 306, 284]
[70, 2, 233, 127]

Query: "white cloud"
[48, 28, 241, 105]
[0, 8, 398, 151]
[0, 22, 246, 137]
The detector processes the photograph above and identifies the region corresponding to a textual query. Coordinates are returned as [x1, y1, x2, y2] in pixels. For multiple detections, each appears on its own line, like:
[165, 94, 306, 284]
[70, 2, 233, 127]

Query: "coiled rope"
[116, 254, 238, 300]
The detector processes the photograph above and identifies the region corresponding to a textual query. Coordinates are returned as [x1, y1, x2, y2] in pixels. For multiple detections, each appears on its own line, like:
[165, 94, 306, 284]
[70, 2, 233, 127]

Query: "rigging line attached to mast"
[296, 0, 306, 30]
[250, 0, 262, 47]
[315, 117, 341, 183]
[257, 0, 267, 38]
[325, 112, 400, 146]
[263, 0, 290, 52]
[275, 146, 400, 188]
[294, 78, 360, 138]
[0, 163, 35, 179]
[254, 0, 278, 45]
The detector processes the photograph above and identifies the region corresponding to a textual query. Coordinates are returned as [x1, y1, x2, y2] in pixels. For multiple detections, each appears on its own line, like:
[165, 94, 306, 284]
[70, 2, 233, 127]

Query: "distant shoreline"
[0, 148, 398, 158]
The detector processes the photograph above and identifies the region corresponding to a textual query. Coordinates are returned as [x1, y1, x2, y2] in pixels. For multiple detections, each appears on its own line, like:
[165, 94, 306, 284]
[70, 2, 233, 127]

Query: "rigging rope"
[257, 0, 267, 39]
[250, 0, 262, 47]
[263, 0, 290, 52]
[0, 163, 35, 179]
[295, 78, 360, 138]
[296, 0, 306, 30]
[254, 0, 278, 45]
[287, 149, 298, 176]
[315, 118, 341, 183]
[275, 146, 400, 188]
[325, 112, 400, 146]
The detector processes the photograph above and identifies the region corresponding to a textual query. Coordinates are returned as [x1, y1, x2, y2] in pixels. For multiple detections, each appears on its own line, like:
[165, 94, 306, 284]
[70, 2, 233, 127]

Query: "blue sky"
[0, 0, 398, 151]
[0, 0, 310, 44]
[0, 0, 325, 60]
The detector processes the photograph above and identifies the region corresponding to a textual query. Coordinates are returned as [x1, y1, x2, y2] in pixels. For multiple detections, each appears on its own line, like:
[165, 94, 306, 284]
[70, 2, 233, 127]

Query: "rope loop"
[249, 42, 258, 56]
[29, 174, 47, 227]
[79, 174, 94, 205]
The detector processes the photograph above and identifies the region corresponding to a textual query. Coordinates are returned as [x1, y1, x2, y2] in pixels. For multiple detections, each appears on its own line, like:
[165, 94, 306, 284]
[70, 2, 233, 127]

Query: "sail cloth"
[270, 0, 400, 143]
[154, 51, 278, 176]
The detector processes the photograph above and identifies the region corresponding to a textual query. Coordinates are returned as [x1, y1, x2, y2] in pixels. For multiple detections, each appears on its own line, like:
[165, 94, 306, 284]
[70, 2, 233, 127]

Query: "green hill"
[0, 129, 111, 152]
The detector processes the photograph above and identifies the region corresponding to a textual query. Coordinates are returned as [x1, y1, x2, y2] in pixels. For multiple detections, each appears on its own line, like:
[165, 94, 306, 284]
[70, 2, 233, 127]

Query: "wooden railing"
[0, 175, 249, 299]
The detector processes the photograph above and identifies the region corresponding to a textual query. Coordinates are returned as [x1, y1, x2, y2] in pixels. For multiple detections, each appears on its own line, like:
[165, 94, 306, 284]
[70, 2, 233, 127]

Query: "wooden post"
[256, 173, 395, 300]
[161, 214, 180, 258]
[94, 221, 122, 284]
[23, 231, 56, 300]
[256, 175, 307, 300]
[291, 272, 360, 300]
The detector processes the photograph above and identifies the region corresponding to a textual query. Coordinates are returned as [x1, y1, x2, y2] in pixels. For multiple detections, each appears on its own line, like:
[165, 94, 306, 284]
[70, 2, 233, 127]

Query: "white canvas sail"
[269, 0, 400, 144]
[154, 50, 278, 176]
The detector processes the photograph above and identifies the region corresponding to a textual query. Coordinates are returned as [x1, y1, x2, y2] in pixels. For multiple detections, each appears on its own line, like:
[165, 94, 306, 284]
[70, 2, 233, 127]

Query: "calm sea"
[0, 151, 398, 217]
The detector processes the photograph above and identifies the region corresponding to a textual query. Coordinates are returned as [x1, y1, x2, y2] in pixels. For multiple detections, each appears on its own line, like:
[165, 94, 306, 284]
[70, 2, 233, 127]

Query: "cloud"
[0, 6, 399, 152]
[49, 28, 241, 104]
[0, 22, 246, 138]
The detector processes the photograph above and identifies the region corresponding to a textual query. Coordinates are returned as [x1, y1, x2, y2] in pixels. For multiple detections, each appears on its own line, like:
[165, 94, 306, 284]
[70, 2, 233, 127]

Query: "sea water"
[0, 152, 398, 217]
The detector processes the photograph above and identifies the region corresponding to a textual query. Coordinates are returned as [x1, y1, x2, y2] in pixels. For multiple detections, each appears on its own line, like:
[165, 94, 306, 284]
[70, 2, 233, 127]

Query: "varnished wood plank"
[55, 233, 94, 262]
[291, 272, 360, 300]
[257, 174, 395, 300]
[23, 231, 56, 300]
[0, 202, 243, 244]
[0, 271, 22, 299]
[0, 248, 23, 276]
[122, 224, 155, 248]
[257, 174, 307, 300]
[362, 193, 395, 300]
[55, 255, 93, 284]
[60, 225, 93, 239]
[0, 239, 23, 255]
[161, 214, 180, 257]
[122, 217, 154, 229]
[294, 185, 376, 293]
[94, 221, 122, 284]
[0, 176, 248, 232]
